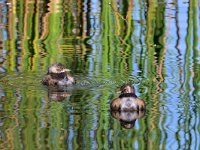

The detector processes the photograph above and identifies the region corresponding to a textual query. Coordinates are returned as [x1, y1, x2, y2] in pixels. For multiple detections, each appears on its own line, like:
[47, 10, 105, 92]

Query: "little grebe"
[42, 63, 75, 86]
[110, 84, 145, 111]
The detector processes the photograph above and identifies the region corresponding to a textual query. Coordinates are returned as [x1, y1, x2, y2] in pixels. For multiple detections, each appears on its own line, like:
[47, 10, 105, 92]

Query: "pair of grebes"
[42, 63, 145, 128]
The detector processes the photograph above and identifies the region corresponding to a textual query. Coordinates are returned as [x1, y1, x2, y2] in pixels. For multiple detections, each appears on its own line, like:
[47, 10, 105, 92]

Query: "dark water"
[0, 0, 200, 149]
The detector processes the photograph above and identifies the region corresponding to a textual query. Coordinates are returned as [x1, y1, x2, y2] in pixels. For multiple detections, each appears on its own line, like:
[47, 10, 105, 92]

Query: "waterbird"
[110, 84, 145, 111]
[42, 63, 75, 86]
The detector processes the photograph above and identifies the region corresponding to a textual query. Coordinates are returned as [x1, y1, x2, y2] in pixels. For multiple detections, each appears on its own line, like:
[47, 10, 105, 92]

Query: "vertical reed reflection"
[0, 0, 199, 149]
[175, 0, 200, 149]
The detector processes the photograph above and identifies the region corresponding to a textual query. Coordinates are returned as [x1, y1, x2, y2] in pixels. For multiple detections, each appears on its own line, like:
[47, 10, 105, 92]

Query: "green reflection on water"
[0, 0, 199, 150]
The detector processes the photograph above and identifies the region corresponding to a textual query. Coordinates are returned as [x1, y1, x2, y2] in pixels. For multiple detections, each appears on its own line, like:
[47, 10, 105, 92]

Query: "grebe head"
[48, 63, 70, 74]
[120, 84, 135, 94]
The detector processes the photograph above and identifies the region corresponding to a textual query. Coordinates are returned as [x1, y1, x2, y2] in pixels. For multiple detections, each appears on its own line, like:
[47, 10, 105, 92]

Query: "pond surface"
[0, 0, 200, 149]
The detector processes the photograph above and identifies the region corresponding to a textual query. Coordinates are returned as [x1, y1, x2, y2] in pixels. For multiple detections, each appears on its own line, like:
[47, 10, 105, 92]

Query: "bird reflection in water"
[111, 110, 145, 129]
[47, 87, 71, 101]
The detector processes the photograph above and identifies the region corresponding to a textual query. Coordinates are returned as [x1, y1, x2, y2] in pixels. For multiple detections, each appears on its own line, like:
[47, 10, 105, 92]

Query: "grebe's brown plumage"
[42, 63, 75, 86]
[111, 84, 145, 111]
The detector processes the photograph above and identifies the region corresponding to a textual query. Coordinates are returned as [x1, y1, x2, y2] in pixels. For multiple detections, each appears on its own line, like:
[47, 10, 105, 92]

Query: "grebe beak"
[63, 69, 71, 72]
[117, 90, 121, 94]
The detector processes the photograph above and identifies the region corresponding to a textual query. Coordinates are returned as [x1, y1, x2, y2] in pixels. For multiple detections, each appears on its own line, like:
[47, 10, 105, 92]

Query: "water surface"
[0, 0, 199, 149]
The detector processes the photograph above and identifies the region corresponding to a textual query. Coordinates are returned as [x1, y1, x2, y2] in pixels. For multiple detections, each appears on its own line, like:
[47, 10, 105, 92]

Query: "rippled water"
[0, 0, 199, 149]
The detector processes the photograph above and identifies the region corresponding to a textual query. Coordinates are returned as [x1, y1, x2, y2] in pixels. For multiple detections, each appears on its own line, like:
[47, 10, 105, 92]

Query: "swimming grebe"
[110, 84, 145, 111]
[42, 63, 75, 86]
